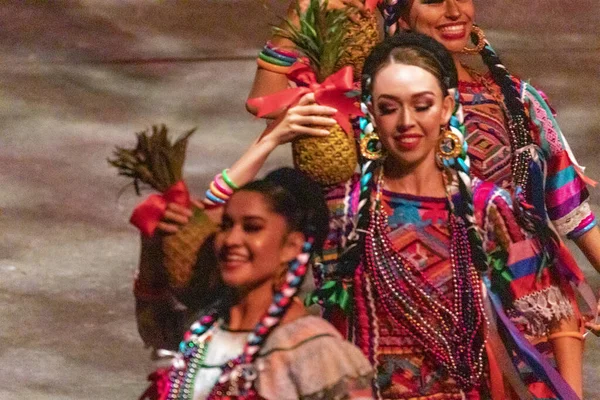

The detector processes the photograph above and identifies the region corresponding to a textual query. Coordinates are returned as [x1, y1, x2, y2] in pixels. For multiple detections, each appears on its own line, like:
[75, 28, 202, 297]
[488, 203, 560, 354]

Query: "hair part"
[237, 167, 329, 253]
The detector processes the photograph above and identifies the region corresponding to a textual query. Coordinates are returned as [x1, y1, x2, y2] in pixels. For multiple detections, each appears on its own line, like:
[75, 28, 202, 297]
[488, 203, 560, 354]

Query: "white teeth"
[440, 25, 465, 34]
[399, 137, 419, 143]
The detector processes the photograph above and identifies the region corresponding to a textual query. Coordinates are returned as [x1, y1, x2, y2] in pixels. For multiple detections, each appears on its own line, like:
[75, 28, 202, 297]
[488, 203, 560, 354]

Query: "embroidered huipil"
[318, 176, 573, 399]
[459, 75, 596, 239]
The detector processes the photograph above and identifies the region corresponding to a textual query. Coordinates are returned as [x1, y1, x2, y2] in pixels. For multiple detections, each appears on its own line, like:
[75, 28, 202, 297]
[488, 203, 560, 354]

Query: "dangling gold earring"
[360, 131, 385, 160]
[462, 25, 486, 55]
[436, 127, 463, 168]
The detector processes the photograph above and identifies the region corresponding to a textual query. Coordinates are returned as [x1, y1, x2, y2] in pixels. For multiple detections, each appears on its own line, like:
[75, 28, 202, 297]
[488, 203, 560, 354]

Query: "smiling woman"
[132, 96, 373, 399]
[311, 32, 585, 399]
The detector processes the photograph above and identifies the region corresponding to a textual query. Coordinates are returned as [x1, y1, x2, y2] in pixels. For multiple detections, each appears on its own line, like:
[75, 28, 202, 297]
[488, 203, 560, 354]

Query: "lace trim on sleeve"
[511, 285, 574, 337]
[553, 201, 594, 237]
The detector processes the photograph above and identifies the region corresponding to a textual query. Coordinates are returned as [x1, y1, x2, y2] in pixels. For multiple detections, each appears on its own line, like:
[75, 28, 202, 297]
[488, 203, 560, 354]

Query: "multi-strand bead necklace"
[363, 170, 487, 390]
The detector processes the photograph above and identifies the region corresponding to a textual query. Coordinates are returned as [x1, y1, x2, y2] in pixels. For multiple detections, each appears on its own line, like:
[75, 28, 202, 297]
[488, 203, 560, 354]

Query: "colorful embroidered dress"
[459, 75, 596, 239]
[317, 175, 575, 399]
[141, 316, 373, 400]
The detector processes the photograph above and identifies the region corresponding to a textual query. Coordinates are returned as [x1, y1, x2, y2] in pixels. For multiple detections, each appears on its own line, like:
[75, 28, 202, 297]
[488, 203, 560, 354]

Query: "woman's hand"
[156, 199, 204, 234]
[260, 93, 337, 147]
[584, 298, 600, 337]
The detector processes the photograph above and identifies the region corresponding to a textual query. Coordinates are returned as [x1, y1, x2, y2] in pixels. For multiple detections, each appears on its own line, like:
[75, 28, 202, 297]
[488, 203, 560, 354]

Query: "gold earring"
[360, 131, 385, 160]
[436, 128, 463, 168]
[462, 25, 486, 55]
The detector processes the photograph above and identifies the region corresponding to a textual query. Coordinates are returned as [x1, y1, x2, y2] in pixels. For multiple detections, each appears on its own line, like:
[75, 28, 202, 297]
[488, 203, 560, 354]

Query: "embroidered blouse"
[459, 75, 596, 239]
[318, 175, 574, 399]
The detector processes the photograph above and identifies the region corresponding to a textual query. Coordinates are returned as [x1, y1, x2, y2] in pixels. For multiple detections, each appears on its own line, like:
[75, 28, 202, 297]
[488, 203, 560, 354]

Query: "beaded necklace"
[363, 169, 487, 390]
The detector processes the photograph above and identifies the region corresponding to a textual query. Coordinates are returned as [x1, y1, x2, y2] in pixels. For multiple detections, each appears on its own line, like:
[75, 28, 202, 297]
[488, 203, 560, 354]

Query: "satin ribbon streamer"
[130, 180, 191, 236]
[247, 63, 363, 134]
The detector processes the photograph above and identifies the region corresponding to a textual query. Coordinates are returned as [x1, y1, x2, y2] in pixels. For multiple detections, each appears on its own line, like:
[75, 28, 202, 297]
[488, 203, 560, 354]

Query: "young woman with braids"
[381, 0, 600, 302]
[134, 99, 372, 399]
[313, 33, 585, 399]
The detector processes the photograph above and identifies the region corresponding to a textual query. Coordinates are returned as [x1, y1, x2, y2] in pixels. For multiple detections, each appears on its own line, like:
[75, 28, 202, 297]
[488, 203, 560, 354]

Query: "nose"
[223, 225, 243, 247]
[444, 0, 461, 20]
[398, 107, 415, 132]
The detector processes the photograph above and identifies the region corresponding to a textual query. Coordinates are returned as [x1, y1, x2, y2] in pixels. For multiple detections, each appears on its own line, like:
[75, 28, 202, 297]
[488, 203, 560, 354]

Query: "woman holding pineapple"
[132, 33, 585, 398]
[248, 0, 600, 306]
[124, 102, 374, 399]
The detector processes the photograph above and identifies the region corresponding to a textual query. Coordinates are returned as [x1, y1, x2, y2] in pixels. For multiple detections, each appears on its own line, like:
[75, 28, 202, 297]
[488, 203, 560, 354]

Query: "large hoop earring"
[462, 25, 486, 55]
[436, 128, 463, 168]
[360, 131, 385, 160]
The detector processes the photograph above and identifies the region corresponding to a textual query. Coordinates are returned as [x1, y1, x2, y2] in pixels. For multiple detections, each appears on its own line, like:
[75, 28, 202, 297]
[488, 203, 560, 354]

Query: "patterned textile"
[320, 176, 574, 399]
[458, 74, 596, 238]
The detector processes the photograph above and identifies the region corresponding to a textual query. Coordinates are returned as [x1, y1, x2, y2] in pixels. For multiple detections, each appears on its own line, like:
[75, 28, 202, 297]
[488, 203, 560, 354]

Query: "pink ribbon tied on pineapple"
[247, 62, 363, 134]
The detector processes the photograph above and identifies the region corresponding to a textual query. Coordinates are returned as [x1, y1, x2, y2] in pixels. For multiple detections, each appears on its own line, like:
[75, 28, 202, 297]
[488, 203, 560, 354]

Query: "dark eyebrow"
[377, 91, 436, 101]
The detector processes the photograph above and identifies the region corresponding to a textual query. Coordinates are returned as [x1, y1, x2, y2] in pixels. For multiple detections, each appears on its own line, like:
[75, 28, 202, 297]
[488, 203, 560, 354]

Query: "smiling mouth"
[438, 23, 467, 40]
[394, 135, 422, 150]
[219, 253, 249, 268]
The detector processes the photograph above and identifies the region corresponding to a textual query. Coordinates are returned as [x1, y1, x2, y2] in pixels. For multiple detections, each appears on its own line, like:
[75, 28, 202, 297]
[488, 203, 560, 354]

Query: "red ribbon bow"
[130, 180, 190, 236]
[247, 63, 363, 134]
[365, 0, 381, 12]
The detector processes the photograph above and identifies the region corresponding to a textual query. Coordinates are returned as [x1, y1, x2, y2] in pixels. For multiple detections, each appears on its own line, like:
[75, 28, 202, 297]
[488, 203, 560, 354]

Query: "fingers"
[297, 92, 316, 106]
[156, 221, 181, 234]
[291, 114, 338, 127]
[292, 103, 337, 116]
[190, 199, 204, 210]
[155, 202, 193, 234]
[289, 124, 331, 137]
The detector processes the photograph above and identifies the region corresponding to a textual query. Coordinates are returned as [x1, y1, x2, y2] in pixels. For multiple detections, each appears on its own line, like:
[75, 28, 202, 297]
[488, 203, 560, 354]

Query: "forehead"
[225, 191, 272, 216]
[373, 63, 442, 98]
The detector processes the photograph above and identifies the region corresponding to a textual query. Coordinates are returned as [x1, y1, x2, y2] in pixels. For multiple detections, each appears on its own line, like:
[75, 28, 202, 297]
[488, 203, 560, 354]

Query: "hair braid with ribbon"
[165, 168, 328, 399]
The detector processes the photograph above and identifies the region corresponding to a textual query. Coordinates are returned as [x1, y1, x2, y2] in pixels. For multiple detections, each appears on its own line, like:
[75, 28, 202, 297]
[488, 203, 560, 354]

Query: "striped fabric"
[319, 176, 573, 399]
[458, 75, 596, 238]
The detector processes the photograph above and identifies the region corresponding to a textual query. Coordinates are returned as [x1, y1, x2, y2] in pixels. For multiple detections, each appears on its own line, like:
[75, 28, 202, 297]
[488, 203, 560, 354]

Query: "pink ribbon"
[247, 62, 363, 134]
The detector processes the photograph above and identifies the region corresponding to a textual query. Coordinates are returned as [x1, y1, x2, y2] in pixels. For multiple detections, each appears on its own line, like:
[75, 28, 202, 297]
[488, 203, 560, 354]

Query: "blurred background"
[0, 1, 598, 398]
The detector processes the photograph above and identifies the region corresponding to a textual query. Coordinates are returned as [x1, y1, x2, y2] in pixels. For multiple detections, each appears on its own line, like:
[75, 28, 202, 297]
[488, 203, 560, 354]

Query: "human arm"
[134, 94, 337, 349]
[246, 0, 367, 117]
[474, 181, 583, 397]
[524, 84, 600, 275]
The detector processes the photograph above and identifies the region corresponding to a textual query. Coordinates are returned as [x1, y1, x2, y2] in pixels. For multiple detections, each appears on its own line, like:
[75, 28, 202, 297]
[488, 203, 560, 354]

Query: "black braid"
[476, 35, 533, 188]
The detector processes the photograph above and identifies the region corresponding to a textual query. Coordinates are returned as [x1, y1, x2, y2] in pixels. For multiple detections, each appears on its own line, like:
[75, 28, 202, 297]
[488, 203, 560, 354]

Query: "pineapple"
[108, 124, 216, 289]
[274, 0, 358, 186]
[335, 8, 381, 80]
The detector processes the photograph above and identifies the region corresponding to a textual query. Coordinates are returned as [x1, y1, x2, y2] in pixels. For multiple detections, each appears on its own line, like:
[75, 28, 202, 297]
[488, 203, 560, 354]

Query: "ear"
[440, 93, 455, 127]
[280, 231, 306, 264]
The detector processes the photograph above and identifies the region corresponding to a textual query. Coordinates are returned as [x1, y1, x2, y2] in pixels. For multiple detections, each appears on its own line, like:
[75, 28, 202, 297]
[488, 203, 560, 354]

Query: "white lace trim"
[552, 201, 593, 237]
[511, 285, 574, 337]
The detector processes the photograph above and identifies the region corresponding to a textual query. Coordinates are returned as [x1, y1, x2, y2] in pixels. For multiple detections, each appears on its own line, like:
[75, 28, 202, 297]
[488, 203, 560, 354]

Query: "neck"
[453, 54, 475, 82]
[228, 279, 274, 331]
[383, 155, 446, 197]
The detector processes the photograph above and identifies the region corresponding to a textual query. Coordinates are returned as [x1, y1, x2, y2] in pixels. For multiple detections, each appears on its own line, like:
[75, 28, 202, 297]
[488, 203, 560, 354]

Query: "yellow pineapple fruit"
[336, 10, 381, 80]
[275, 0, 359, 186]
[108, 124, 216, 289]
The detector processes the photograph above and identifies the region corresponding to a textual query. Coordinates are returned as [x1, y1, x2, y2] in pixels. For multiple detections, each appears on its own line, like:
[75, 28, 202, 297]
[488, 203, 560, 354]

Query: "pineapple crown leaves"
[107, 124, 196, 195]
[273, 0, 351, 82]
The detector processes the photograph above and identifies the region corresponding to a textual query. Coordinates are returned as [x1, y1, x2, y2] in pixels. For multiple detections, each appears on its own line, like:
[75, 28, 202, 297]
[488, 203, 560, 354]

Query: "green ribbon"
[305, 279, 353, 314]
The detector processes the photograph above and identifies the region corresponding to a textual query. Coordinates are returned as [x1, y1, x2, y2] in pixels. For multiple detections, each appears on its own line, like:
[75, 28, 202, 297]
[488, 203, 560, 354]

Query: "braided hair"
[339, 33, 488, 284]
[347, 33, 489, 388]
[167, 168, 329, 399]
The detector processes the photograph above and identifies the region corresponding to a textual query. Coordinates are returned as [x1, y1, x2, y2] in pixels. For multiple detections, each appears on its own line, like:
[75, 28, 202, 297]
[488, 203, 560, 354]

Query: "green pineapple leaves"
[273, 0, 350, 82]
[108, 124, 196, 195]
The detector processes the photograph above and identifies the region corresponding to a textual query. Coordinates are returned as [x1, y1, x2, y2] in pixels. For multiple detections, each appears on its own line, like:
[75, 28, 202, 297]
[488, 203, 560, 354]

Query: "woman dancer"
[379, 0, 600, 274]
[139, 168, 372, 399]
[314, 33, 584, 399]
